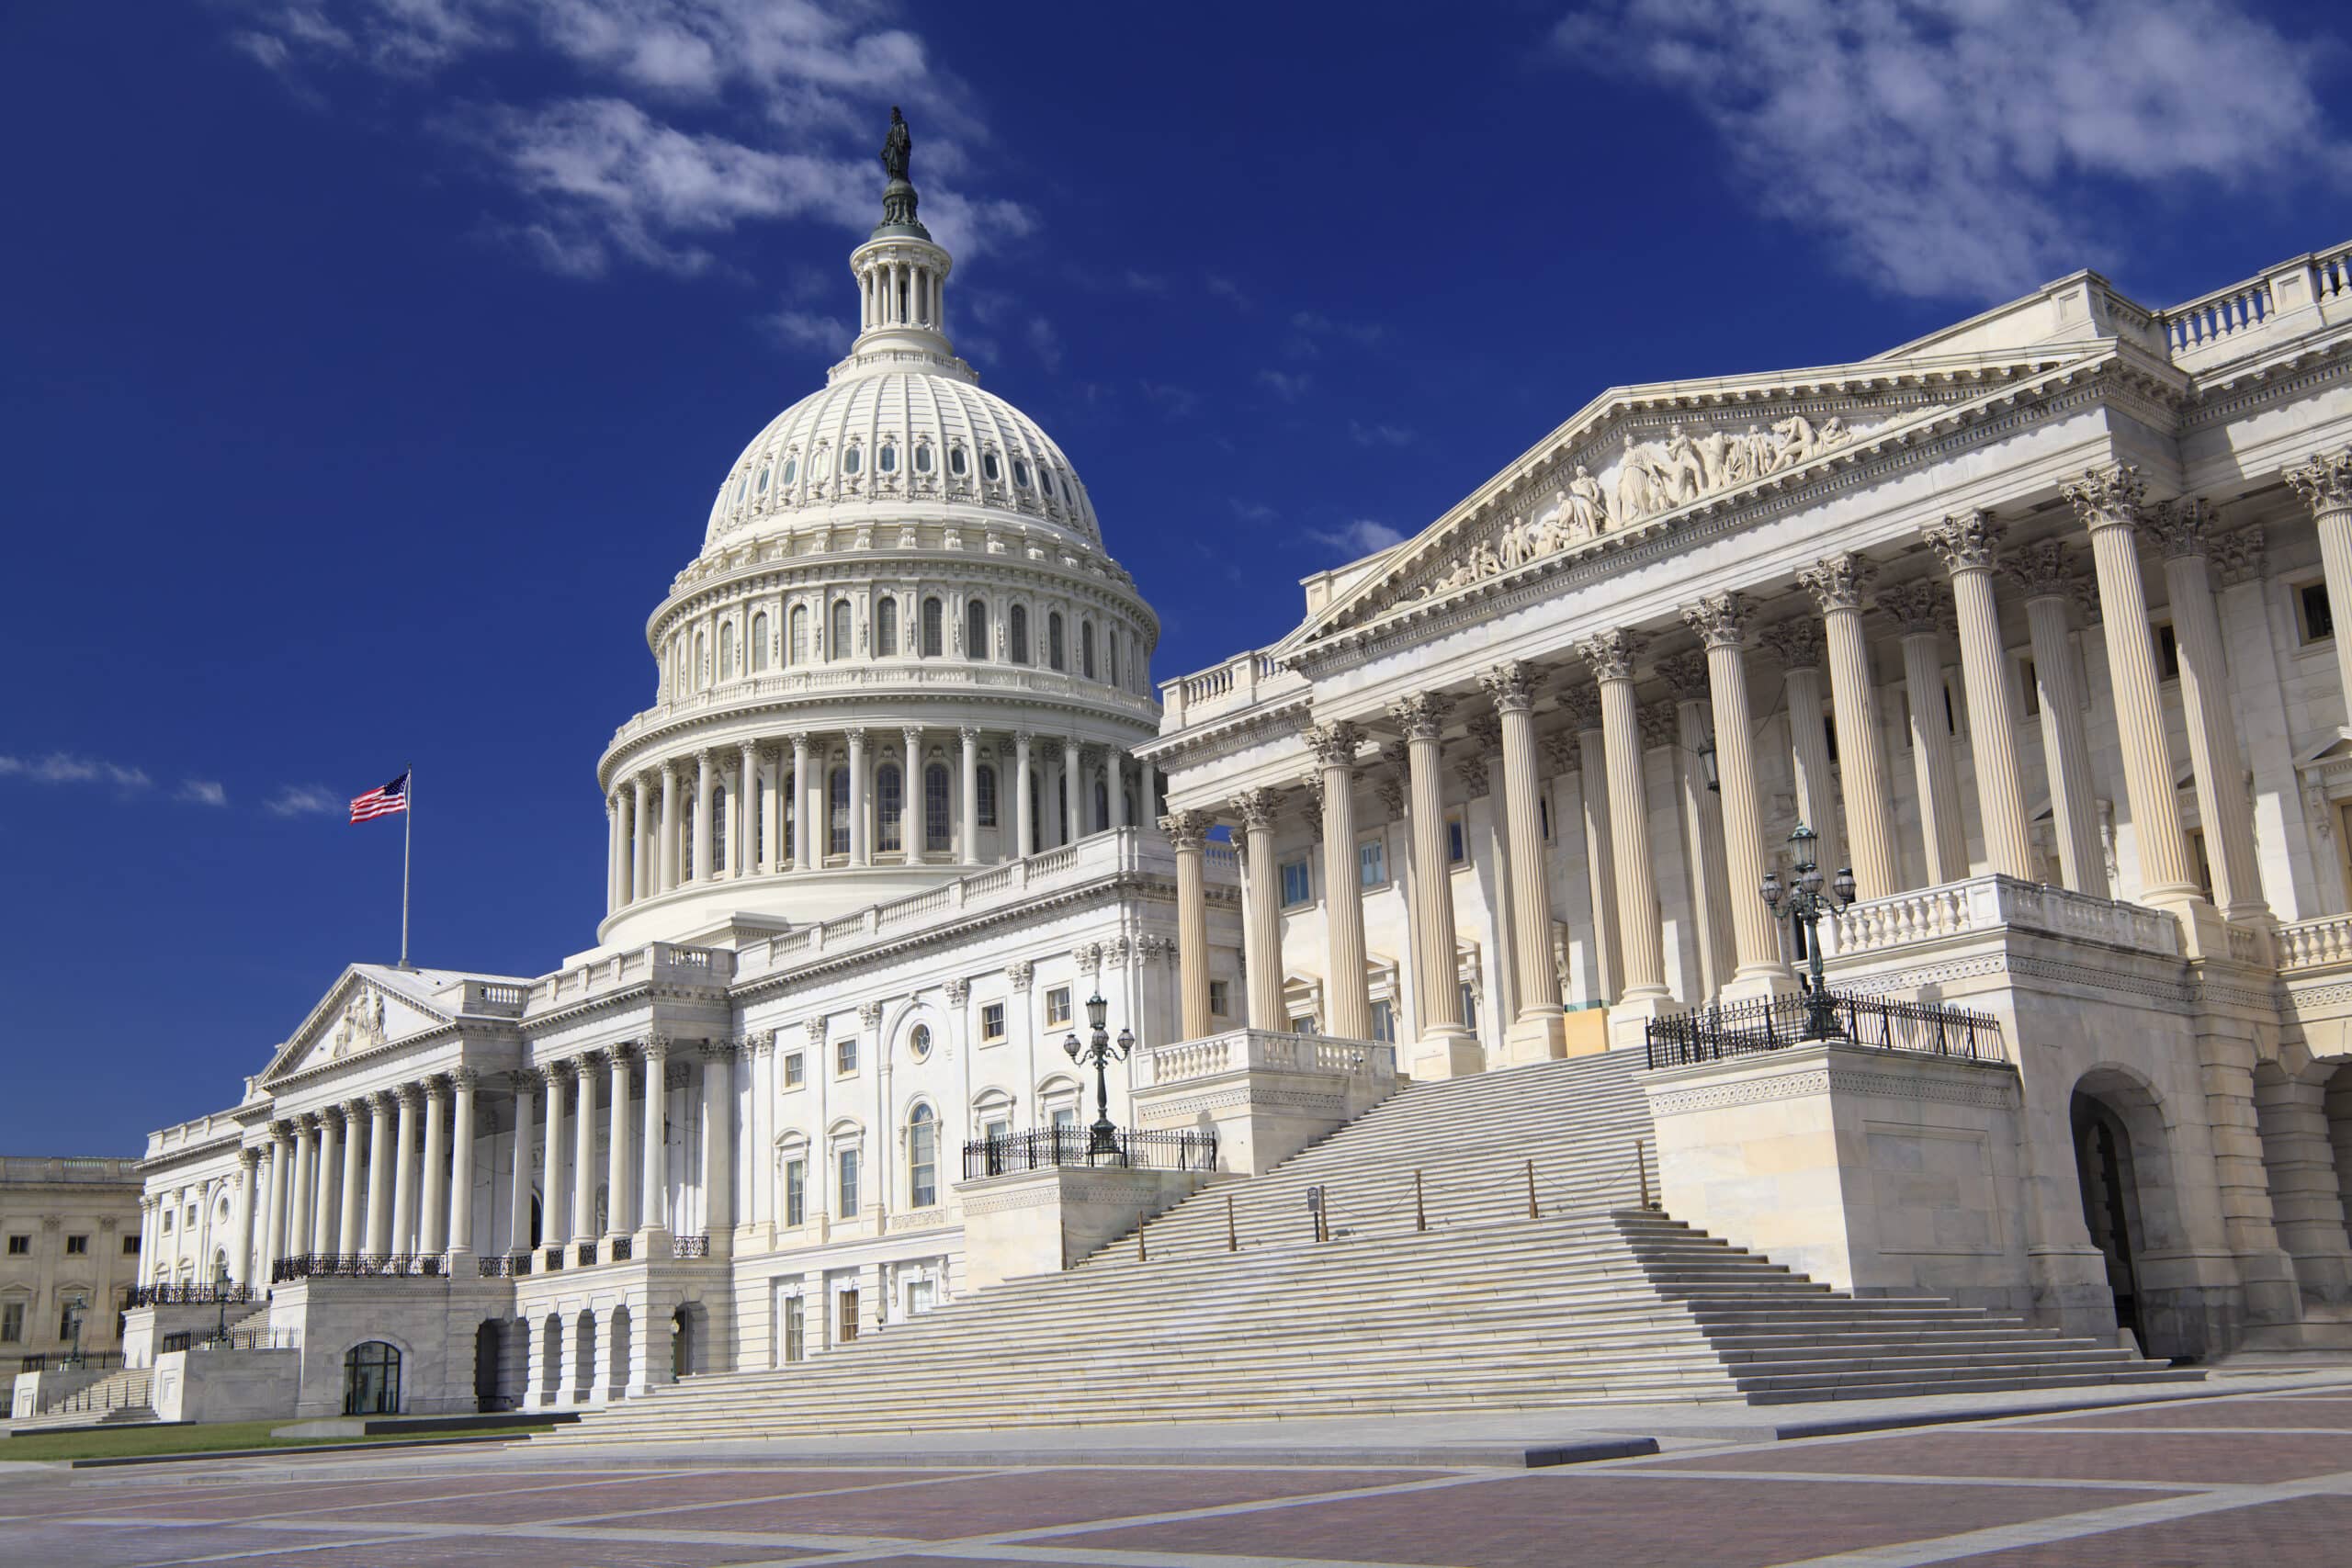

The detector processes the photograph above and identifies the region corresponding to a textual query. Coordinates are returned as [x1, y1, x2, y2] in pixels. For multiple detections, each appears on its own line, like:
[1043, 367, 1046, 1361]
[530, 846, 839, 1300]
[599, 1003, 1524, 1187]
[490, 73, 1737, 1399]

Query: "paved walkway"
[7, 1376, 2352, 1566]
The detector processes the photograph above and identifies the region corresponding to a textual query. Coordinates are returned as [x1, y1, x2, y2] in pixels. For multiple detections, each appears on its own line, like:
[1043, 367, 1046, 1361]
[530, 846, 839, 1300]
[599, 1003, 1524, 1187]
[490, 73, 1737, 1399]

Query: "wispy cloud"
[1229, 499, 1279, 524]
[1025, 315, 1063, 372]
[0, 751, 231, 805]
[1121, 268, 1169, 295]
[266, 784, 344, 818]
[178, 780, 229, 807]
[1255, 368, 1312, 403]
[1307, 519, 1406, 557]
[768, 305, 850, 353]
[227, 0, 1036, 276]
[1204, 274, 1248, 309]
[1348, 419, 1414, 448]
[1138, 381, 1199, 418]
[1290, 310, 1384, 347]
[1550, 0, 2346, 300]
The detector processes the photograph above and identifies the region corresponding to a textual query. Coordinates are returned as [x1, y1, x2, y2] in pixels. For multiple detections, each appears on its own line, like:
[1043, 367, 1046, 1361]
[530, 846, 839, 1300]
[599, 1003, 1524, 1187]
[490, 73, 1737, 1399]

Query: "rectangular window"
[1280, 858, 1312, 907]
[1357, 836, 1385, 889]
[982, 1116, 1012, 1144]
[783, 1051, 806, 1089]
[981, 1002, 1007, 1043]
[783, 1297, 805, 1362]
[1046, 987, 1072, 1027]
[837, 1287, 860, 1345]
[5, 1235, 26, 1256]
[160, 1213, 173, 1234]
[1051, 1105, 1078, 1130]
[907, 1278, 934, 1315]
[1446, 812, 1467, 865]
[1458, 981, 1479, 1032]
[64, 1235, 87, 1256]
[1371, 998, 1396, 1043]
[2300, 581, 2335, 645]
[836, 1148, 861, 1214]
[122, 1235, 140, 1256]
[784, 1158, 807, 1227]
[834, 1036, 858, 1076]
[1208, 979, 1231, 1018]
[1289, 1014, 1317, 1034]
[0, 1303, 20, 1343]
[978, 766, 998, 827]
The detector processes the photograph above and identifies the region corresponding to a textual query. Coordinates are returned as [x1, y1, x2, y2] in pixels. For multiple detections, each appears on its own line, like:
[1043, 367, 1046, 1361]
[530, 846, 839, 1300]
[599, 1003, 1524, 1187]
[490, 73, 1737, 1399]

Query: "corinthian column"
[365, 1093, 394, 1256]
[630, 773, 650, 903]
[231, 1149, 258, 1286]
[1577, 631, 1670, 1017]
[1559, 688, 1622, 1002]
[419, 1077, 448, 1255]
[544, 1063, 571, 1246]
[692, 750, 714, 882]
[508, 1070, 537, 1259]
[737, 741, 757, 876]
[658, 762, 679, 891]
[1658, 651, 1735, 999]
[1162, 809, 1214, 1038]
[1926, 511, 2034, 879]
[959, 727, 981, 864]
[605, 1046, 634, 1242]
[1877, 578, 1967, 885]
[639, 1041, 669, 1240]
[1392, 693, 1478, 1077]
[336, 1103, 366, 1258]
[1014, 731, 1035, 858]
[1306, 720, 1373, 1040]
[1482, 662, 1566, 1056]
[2287, 446, 2352, 717]
[1063, 737, 1083, 844]
[1235, 788, 1286, 1030]
[2151, 500, 2267, 923]
[572, 1056, 599, 1250]
[2064, 465, 2199, 906]
[447, 1069, 477, 1258]
[1798, 555, 1899, 897]
[2007, 542, 2108, 897]
[389, 1089, 418, 1255]
[1684, 594, 1792, 994]
[701, 1043, 735, 1251]
[792, 736, 814, 870]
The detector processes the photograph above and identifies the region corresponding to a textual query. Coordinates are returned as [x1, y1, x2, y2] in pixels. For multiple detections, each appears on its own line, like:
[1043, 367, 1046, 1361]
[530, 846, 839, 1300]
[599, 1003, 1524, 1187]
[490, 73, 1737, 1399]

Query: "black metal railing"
[1645, 987, 2006, 1069]
[187, 1327, 297, 1353]
[127, 1283, 254, 1308]
[479, 1253, 522, 1278]
[160, 1331, 193, 1354]
[575, 1241, 597, 1267]
[673, 1235, 711, 1258]
[962, 1126, 1219, 1180]
[270, 1253, 446, 1282]
[543, 1246, 565, 1272]
[19, 1351, 125, 1374]
[610, 1235, 634, 1262]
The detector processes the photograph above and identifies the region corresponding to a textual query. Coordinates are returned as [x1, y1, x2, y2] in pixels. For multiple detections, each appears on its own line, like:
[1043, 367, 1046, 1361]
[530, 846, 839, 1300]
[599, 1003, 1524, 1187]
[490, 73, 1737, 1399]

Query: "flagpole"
[400, 764, 413, 970]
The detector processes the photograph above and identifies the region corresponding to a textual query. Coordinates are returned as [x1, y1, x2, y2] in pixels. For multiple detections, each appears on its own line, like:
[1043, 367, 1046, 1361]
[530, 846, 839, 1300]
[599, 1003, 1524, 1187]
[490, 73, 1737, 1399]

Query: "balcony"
[1645, 988, 2006, 1070]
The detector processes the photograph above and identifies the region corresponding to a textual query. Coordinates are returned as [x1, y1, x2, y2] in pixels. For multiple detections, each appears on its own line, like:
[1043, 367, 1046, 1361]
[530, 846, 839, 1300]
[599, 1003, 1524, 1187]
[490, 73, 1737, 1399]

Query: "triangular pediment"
[256, 964, 469, 1084]
[1279, 344, 2113, 653]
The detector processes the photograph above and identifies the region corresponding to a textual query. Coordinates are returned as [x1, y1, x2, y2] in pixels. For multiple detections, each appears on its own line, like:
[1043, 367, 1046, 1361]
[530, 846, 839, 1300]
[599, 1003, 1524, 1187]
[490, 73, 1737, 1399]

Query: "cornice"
[1136, 692, 1317, 773]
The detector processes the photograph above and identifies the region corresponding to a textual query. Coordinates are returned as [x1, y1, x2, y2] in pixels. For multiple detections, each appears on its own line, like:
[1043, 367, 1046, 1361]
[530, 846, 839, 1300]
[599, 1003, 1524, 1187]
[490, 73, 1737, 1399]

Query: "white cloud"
[1550, 0, 2346, 300]
[1139, 380, 1197, 417]
[1348, 419, 1414, 447]
[0, 752, 153, 790]
[1255, 368, 1312, 403]
[1025, 315, 1063, 372]
[1204, 274, 1248, 308]
[1307, 519, 1405, 556]
[178, 780, 229, 807]
[767, 304, 850, 352]
[1121, 269, 1169, 295]
[1229, 499, 1279, 524]
[1290, 310, 1384, 347]
[266, 784, 344, 818]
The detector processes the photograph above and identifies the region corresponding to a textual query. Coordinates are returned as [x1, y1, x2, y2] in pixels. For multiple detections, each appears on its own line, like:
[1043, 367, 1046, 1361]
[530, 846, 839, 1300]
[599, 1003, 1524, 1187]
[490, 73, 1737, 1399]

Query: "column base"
[1504, 1010, 1567, 1066]
[1606, 991, 1676, 1054]
[1409, 1028, 1485, 1081]
[1720, 966, 1800, 1003]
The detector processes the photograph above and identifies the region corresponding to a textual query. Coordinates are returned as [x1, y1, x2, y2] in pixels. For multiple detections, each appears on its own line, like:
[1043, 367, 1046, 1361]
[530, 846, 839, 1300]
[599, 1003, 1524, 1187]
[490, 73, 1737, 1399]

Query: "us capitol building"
[78, 118, 2352, 1428]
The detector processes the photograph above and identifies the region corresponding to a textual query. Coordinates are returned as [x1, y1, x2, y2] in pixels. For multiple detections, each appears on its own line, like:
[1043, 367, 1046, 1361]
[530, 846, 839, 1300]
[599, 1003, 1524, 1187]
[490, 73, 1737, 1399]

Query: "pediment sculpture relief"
[331, 987, 387, 1058]
[1405, 412, 1859, 608]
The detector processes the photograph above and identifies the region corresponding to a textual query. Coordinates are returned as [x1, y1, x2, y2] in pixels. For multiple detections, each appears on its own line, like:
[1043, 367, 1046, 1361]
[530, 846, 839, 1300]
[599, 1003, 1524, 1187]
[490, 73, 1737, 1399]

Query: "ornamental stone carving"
[1556, 682, 1603, 731]
[1680, 592, 1750, 650]
[1573, 628, 1645, 682]
[1304, 719, 1363, 770]
[805, 1018, 828, 1045]
[1542, 731, 1579, 774]
[2062, 464, 2147, 532]
[856, 999, 885, 1029]
[1479, 660, 1535, 712]
[1453, 752, 1490, 799]
[2145, 497, 2219, 560]
[1006, 960, 1035, 990]
[2286, 446, 2352, 516]
[1388, 693, 1450, 741]
[2002, 538, 2075, 601]
[1924, 510, 2004, 572]
[1299, 772, 1325, 831]
[1636, 704, 1678, 751]
[943, 977, 970, 1005]
[1874, 579, 1951, 637]
[1757, 616, 1823, 671]
[2211, 525, 2267, 587]
[1655, 651, 1711, 701]
[1797, 552, 1873, 613]
[1159, 809, 1214, 850]
[1235, 787, 1282, 831]
[1074, 942, 1102, 973]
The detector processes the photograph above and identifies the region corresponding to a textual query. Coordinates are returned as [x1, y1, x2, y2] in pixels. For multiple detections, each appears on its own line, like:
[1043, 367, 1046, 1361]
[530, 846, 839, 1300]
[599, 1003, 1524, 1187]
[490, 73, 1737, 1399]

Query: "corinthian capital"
[2002, 538, 2076, 601]
[1679, 592, 1750, 650]
[1479, 660, 1535, 713]
[1303, 718, 1364, 771]
[2211, 524, 2267, 587]
[1923, 509, 2004, 573]
[1874, 579, 1950, 637]
[1387, 692, 1451, 741]
[1654, 651, 1711, 701]
[1756, 617, 1823, 671]
[1555, 682, 1603, 731]
[1572, 628, 1645, 683]
[2287, 446, 2352, 517]
[2061, 463, 2147, 533]
[2145, 498, 2219, 561]
[1159, 808, 1215, 850]
[1797, 552, 1874, 613]
[1234, 786, 1282, 832]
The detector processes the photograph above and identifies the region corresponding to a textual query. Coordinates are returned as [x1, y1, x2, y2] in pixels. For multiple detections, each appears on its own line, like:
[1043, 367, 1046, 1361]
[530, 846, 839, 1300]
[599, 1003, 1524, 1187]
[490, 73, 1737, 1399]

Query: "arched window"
[830, 600, 851, 661]
[783, 779, 797, 863]
[828, 767, 850, 858]
[1012, 458, 1031, 489]
[924, 762, 951, 852]
[751, 612, 769, 671]
[977, 764, 998, 827]
[921, 597, 944, 658]
[1010, 605, 1030, 665]
[908, 1105, 938, 1209]
[781, 455, 798, 486]
[1047, 613, 1067, 671]
[718, 622, 735, 678]
[680, 793, 697, 879]
[711, 784, 728, 870]
[789, 604, 808, 665]
[949, 445, 968, 478]
[343, 1341, 401, 1416]
[966, 598, 988, 660]
[1080, 620, 1096, 680]
[842, 445, 863, 476]
[878, 442, 898, 474]
[914, 443, 933, 474]
[983, 451, 1001, 483]
[1107, 632, 1118, 688]
[1093, 778, 1110, 835]
[757, 465, 770, 496]
[876, 597, 899, 658]
[695, 629, 708, 686]
[876, 763, 903, 854]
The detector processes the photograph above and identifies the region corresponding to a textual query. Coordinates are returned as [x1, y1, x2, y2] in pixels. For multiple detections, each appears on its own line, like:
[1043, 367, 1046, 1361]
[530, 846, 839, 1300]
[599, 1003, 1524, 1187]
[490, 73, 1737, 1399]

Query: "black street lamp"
[1758, 824, 1858, 1040]
[1062, 993, 1135, 1158]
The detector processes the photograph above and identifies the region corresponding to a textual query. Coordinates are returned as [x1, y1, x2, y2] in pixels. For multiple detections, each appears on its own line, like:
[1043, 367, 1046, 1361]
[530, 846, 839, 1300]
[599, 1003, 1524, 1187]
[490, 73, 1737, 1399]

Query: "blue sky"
[4, 0, 2346, 1153]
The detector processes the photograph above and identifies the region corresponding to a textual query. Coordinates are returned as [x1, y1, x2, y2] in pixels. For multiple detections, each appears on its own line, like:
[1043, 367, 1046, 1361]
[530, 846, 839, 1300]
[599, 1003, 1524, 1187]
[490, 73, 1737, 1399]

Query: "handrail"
[1645, 987, 2006, 1069]
[127, 1283, 254, 1307]
[271, 1253, 445, 1281]
[963, 1126, 1219, 1180]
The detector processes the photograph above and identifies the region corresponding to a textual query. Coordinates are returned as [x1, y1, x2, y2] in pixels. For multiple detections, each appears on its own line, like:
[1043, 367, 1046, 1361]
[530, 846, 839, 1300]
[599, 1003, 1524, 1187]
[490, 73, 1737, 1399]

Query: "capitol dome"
[593, 111, 1164, 951]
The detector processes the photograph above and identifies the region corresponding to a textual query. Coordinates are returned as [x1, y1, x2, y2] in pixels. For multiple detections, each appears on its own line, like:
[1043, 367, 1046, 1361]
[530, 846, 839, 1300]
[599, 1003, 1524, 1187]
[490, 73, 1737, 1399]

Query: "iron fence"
[127, 1283, 254, 1308]
[610, 1236, 634, 1262]
[962, 1126, 1218, 1180]
[673, 1235, 711, 1258]
[271, 1253, 446, 1282]
[18, 1351, 125, 1374]
[1645, 987, 2005, 1069]
[479, 1254, 523, 1278]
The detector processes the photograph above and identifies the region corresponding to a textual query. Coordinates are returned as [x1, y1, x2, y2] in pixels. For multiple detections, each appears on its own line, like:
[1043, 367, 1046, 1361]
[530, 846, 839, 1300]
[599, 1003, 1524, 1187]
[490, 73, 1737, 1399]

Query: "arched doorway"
[2071, 1088, 2148, 1351]
[607, 1305, 632, 1401]
[342, 1341, 401, 1416]
[538, 1314, 562, 1403]
[572, 1311, 597, 1401]
[473, 1321, 503, 1412]
[672, 1302, 707, 1380]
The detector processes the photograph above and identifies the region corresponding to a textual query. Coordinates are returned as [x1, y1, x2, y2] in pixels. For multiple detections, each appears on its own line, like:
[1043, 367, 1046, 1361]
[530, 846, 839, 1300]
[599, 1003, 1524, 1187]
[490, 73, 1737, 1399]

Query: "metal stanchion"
[1414, 1169, 1427, 1233]
[1525, 1159, 1539, 1220]
[1226, 1195, 1238, 1253]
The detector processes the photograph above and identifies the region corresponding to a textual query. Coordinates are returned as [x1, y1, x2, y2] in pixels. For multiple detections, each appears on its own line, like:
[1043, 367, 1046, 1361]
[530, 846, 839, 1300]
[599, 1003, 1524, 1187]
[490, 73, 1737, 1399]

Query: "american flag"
[350, 772, 410, 824]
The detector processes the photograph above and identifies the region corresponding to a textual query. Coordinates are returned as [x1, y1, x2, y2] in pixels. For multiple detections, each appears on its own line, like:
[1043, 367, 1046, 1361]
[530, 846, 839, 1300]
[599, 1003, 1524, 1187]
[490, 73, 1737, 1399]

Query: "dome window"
[842, 446, 863, 476]
[914, 444, 933, 474]
[782, 457, 798, 486]
[949, 446, 968, 477]
[735, 476, 749, 503]
[879, 442, 898, 474]
[1012, 459, 1031, 488]
[983, 452, 1001, 483]
[756, 466, 770, 494]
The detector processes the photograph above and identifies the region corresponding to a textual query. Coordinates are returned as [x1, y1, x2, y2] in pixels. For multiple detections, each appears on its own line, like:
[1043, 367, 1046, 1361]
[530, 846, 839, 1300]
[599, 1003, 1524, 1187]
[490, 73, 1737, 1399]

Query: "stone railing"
[610, 662, 1158, 749]
[1824, 875, 2180, 961]
[2152, 240, 2350, 364]
[2279, 912, 2352, 975]
[1159, 648, 1306, 726]
[1, 1156, 139, 1185]
[1141, 1029, 1397, 1089]
[529, 942, 732, 1009]
[454, 980, 528, 1015]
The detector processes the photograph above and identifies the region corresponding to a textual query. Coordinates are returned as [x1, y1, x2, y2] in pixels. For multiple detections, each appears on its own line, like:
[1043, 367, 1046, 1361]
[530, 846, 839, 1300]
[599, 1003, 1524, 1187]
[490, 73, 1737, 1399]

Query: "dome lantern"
[840, 108, 963, 383]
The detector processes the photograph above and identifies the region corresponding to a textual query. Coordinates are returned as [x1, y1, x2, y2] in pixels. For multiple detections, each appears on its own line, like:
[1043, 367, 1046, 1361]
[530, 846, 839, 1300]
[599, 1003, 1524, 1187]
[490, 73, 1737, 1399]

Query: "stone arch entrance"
[473, 1320, 503, 1412]
[342, 1340, 401, 1416]
[672, 1301, 708, 1380]
[607, 1305, 633, 1401]
[2069, 1066, 2194, 1358]
[538, 1314, 562, 1404]
[2071, 1089, 2145, 1348]
[572, 1311, 597, 1401]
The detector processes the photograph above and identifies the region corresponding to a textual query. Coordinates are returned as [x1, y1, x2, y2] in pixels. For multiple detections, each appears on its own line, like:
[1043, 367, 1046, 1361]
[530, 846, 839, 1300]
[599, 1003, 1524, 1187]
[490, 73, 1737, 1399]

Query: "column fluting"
[1577, 632, 1670, 1003]
[1927, 511, 2035, 878]
[1798, 555, 1900, 898]
[1308, 721, 1372, 1039]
